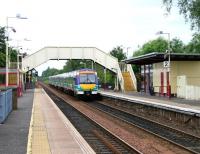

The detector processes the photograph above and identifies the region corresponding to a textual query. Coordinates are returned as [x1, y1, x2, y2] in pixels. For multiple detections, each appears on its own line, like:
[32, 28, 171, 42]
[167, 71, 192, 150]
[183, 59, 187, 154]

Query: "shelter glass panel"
[0, 74, 5, 85]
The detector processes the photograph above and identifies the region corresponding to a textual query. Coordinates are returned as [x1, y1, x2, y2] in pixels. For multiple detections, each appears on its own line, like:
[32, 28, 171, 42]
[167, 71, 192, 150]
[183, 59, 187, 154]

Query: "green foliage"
[42, 67, 60, 77]
[0, 26, 18, 67]
[0, 52, 5, 67]
[184, 33, 200, 53]
[133, 37, 187, 57]
[170, 37, 185, 53]
[62, 60, 82, 72]
[10, 48, 17, 62]
[0, 27, 6, 67]
[133, 37, 168, 57]
[44, 80, 49, 84]
[110, 46, 127, 61]
[62, 59, 94, 73]
[163, 0, 200, 31]
[132, 65, 140, 74]
[95, 63, 115, 88]
[132, 37, 185, 74]
[0, 27, 6, 45]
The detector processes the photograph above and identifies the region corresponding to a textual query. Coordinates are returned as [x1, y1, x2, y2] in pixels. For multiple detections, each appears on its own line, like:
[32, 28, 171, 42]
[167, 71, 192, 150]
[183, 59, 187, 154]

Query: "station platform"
[99, 90, 200, 116]
[0, 89, 34, 154]
[0, 89, 95, 154]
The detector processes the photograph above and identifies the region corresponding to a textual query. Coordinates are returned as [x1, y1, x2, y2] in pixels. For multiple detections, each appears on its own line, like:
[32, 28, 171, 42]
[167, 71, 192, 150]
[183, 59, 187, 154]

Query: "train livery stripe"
[80, 84, 96, 90]
[79, 71, 95, 74]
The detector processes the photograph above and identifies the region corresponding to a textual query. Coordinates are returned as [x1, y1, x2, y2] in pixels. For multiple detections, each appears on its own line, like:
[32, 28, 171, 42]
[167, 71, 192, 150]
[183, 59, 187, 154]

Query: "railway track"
[87, 101, 200, 154]
[43, 86, 141, 154]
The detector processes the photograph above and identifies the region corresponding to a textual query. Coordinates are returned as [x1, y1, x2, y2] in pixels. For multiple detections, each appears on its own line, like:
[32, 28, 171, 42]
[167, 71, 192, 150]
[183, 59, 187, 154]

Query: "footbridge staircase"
[22, 47, 137, 92]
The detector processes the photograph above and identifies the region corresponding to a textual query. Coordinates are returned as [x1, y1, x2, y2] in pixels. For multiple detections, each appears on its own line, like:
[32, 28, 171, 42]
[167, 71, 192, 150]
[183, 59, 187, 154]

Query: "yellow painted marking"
[79, 71, 95, 74]
[80, 84, 95, 90]
[26, 89, 51, 154]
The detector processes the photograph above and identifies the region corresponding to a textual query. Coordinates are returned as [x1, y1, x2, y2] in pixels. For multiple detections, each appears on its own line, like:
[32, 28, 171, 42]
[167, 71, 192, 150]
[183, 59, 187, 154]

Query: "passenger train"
[49, 69, 99, 96]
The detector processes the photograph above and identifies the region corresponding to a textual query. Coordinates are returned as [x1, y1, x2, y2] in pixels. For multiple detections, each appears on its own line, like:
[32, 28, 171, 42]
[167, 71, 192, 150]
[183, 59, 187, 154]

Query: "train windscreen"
[80, 74, 96, 84]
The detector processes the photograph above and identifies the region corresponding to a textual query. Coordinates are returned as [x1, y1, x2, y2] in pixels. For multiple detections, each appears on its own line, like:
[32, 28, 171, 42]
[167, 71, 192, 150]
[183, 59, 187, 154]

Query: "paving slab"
[99, 90, 200, 114]
[0, 90, 34, 154]
[28, 88, 95, 154]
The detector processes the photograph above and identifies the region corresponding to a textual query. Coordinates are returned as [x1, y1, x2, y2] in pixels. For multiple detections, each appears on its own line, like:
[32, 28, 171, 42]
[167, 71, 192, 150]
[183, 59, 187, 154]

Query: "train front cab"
[75, 71, 98, 96]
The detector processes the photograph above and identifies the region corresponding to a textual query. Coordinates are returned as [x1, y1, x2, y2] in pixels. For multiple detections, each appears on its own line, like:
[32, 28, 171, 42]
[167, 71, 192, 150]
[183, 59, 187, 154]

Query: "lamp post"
[15, 38, 31, 88]
[9, 39, 31, 92]
[119, 45, 131, 59]
[126, 47, 131, 58]
[5, 14, 28, 88]
[156, 31, 171, 97]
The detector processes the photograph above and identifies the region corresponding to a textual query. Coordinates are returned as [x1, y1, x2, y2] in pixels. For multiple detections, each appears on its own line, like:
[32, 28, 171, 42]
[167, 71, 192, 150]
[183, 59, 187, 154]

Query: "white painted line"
[100, 91, 200, 115]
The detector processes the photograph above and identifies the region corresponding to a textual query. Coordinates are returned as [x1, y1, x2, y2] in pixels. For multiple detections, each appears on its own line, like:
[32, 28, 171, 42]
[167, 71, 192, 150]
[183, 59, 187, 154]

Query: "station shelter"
[25, 68, 38, 89]
[0, 68, 23, 97]
[124, 52, 200, 100]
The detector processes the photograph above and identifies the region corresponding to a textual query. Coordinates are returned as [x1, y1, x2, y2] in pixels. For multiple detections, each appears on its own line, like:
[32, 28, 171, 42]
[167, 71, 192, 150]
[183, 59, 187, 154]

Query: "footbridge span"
[22, 47, 137, 91]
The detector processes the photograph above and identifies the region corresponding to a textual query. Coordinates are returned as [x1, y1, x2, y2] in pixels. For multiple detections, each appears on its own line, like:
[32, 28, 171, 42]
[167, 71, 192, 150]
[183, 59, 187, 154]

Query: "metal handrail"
[127, 64, 137, 90]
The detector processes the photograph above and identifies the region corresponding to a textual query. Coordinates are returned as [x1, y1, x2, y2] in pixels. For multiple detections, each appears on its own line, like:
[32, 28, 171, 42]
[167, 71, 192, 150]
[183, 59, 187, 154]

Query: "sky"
[0, 0, 194, 75]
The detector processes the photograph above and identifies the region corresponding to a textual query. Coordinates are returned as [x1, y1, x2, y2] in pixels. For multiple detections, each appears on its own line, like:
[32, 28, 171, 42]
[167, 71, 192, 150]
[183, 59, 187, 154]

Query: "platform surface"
[27, 88, 95, 154]
[0, 89, 34, 154]
[99, 90, 200, 115]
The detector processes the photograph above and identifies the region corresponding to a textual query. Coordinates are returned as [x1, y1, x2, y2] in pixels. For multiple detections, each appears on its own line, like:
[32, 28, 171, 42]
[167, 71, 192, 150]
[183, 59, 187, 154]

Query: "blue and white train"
[49, 69, 99, 95]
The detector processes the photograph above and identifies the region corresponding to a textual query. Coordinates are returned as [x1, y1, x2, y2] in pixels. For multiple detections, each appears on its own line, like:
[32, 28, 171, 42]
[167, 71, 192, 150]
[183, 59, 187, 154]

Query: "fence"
[0, 89, 12, 123]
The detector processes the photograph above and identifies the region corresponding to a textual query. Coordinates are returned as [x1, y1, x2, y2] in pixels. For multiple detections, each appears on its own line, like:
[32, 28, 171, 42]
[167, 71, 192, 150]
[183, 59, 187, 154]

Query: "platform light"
[156, 31, 171, 97]
[5, 14, 28, 88]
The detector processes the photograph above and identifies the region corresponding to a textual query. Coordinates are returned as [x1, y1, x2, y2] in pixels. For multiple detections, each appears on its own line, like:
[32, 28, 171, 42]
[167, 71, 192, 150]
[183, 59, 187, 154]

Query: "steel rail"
[88, 101, 200, 154]
[41, 84, 142, 154]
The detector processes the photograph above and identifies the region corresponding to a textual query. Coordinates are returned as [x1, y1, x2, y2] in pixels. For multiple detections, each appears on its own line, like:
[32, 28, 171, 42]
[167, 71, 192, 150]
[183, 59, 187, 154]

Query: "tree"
[0, 52, 5, 67]
[132, 37, 186, 75]
[0, 27, 6, 67]
[0, 26, 18, 67]
[133, 37, 186, 57]
[170, 37, 185, 53]
[10, 48, 18, 62]
[163, 0, 200, 31]
[184, 33, 200, 53]
[61, 59, 94, 73]
[133, 37, 168, 57]
[110, 46, 127, 61]
[42, 67, 60, 77]
[41, 67, 60, 83]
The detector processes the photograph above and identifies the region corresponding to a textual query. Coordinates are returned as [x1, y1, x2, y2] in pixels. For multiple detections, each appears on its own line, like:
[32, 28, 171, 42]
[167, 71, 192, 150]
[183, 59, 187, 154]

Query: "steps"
[122, 72, 135, 91]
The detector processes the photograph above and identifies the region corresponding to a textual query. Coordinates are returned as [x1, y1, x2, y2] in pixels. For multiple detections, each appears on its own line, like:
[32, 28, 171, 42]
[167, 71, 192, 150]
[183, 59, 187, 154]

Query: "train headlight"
[77, 85, 82, 90]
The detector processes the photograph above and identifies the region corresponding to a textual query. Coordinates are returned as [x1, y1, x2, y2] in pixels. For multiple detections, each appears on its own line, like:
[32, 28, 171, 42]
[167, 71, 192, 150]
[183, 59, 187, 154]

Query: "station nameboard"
[163, 61, 170, 68]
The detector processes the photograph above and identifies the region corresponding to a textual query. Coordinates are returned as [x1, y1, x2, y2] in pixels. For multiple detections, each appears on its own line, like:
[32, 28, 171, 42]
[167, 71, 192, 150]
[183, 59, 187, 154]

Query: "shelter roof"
[123, 52, 200, 65]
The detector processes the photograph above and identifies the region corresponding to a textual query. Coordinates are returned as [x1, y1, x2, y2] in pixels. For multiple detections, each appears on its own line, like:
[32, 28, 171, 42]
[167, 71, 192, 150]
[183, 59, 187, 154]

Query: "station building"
[124, 52, 200, 100]
[0, 68, 23, 96]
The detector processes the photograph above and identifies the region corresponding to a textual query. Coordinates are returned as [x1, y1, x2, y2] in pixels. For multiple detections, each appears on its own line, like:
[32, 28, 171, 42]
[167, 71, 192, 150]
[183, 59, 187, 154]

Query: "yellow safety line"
[26, 89, 51, 154]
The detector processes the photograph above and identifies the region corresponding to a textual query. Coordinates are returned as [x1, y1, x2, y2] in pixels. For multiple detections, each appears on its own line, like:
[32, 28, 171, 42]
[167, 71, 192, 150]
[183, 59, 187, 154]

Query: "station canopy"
[123, 52, 200, 65]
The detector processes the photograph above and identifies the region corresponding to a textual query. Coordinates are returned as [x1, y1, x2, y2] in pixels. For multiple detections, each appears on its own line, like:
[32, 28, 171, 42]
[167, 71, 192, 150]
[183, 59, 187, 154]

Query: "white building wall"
[153, 61, 200, 100]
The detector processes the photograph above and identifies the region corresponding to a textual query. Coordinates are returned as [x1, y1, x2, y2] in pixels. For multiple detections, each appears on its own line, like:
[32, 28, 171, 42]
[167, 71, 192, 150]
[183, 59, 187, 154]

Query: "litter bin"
[12, 88, 18, 110]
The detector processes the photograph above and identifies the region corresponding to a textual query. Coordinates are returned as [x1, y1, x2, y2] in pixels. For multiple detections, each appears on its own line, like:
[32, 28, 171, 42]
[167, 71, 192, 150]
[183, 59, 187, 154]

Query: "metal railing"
[127, 64, 137, 90]
[119, 62, 137, 91]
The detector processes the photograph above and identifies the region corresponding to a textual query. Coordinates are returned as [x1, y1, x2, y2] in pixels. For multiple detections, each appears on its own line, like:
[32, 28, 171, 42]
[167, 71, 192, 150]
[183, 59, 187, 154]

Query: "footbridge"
[22, 47, 137, 91]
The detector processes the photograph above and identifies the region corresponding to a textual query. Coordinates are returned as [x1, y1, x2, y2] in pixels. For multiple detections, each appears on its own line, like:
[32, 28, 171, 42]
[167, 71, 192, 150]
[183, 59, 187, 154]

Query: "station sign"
[163, 61, 170, 68]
